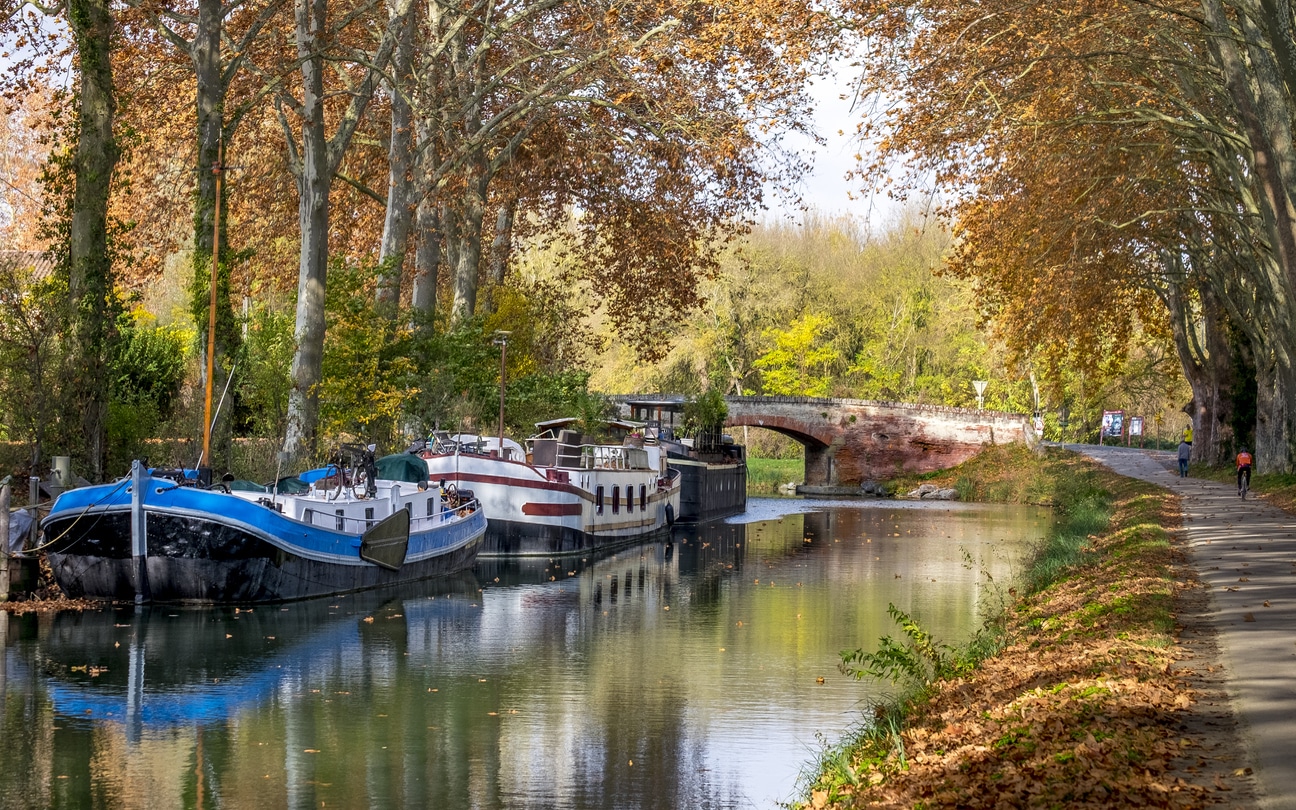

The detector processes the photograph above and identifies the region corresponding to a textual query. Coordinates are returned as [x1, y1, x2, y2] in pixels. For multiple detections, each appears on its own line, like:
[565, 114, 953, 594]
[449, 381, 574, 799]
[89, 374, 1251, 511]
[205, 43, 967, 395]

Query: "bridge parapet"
[611, 393, 1032, 487]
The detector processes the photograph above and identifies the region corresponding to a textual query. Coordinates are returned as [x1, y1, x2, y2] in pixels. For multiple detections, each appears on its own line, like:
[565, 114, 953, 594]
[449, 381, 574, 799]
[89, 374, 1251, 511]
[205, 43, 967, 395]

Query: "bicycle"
[1239, 469, 1251, 500]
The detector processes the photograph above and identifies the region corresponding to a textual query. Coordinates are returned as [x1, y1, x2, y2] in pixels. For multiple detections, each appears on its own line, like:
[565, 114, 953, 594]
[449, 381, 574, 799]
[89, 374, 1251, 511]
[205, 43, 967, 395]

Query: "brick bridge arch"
[723, 396, 1032, 489]
[614, 394, 1033, 490]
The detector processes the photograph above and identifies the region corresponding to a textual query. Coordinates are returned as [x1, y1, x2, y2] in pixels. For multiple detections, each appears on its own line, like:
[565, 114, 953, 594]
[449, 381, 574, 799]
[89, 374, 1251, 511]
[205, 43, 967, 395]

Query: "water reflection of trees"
[0, 505, 1046, 809]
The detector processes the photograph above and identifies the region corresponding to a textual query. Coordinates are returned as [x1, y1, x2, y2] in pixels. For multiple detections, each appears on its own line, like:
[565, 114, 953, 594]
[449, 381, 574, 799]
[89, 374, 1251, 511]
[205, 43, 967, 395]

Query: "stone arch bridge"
[616, 395, 1034, 490]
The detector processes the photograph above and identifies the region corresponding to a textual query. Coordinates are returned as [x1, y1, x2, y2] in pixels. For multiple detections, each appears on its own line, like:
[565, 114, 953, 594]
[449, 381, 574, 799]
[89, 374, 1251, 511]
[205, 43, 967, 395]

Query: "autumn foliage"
[801, 450, 1255, 808]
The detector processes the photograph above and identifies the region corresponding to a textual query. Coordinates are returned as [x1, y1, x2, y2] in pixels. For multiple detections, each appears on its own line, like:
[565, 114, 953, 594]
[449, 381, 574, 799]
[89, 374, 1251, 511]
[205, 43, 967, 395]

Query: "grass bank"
[747, 456, 802, 495]
[798, 444, 1240, 808]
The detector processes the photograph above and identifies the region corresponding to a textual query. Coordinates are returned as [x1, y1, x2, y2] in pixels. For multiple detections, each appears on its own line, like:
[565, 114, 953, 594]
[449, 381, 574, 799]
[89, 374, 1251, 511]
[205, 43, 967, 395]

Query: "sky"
[762, 63, 920, 232]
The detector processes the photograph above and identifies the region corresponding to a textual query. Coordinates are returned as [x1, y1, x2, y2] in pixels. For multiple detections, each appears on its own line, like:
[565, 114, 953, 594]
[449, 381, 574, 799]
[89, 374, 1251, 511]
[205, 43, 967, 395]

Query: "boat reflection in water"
[43, 572, 483, 735]
[4, 500, 1044, 809]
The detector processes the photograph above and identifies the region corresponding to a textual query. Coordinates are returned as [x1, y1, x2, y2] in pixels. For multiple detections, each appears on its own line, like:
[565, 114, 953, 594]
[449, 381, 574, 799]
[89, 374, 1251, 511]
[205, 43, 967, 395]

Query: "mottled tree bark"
[67, 0, 119, 483]
[489, 194, 516, 287]
[281, 0, 413, 461]
[283, 0, 330, 461]
[410, 195, 441, 316]
[449, 165, 488, 321]
[376, 7, 415, 310]
[1201, 0, 1296, 471]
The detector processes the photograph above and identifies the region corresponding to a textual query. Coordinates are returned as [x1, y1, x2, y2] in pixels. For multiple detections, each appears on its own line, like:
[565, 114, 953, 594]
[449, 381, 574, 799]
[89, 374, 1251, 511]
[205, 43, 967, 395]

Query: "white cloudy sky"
[765, 65, 929, 230]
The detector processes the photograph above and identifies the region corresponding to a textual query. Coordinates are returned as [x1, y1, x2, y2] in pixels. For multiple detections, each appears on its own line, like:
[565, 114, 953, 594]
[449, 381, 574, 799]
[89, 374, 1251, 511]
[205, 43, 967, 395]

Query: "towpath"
[1067, 443, 1295, 809]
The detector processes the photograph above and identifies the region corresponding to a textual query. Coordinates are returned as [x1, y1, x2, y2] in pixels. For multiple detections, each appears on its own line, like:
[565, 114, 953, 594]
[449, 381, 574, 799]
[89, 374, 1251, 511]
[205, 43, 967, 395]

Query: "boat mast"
[201, 137, 223, 472]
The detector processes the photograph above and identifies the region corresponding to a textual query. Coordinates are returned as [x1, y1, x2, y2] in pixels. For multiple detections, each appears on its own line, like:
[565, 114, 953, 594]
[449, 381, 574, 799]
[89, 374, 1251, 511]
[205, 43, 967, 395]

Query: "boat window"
[626, 485, 633, 513]
[365, 507, 375, 527]
[640, 485, 646, 510]
[612, 486, 620, 514]
[427, 497, 435, 516]
[596, 486, 604, 515]
[335, 509, 345, 531]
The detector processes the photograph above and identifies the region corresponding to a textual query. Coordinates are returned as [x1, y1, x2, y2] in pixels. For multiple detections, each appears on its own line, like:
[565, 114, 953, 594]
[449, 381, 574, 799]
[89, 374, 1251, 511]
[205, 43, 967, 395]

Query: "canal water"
[0, 498, 1049, 809]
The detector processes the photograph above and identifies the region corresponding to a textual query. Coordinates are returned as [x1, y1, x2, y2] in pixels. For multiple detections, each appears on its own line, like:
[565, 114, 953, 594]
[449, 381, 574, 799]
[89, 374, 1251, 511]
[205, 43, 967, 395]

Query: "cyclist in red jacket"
[1237, 447, 1253, 496]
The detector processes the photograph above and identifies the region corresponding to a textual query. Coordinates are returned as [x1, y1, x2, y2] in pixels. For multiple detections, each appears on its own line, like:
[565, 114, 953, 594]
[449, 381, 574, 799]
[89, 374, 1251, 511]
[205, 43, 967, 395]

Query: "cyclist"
[1237, 446, 1254, 497]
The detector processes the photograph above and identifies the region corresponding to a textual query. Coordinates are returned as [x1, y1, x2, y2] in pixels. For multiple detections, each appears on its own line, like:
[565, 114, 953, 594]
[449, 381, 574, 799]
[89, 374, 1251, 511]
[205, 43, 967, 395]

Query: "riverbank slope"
[800, 444, 1259, 808]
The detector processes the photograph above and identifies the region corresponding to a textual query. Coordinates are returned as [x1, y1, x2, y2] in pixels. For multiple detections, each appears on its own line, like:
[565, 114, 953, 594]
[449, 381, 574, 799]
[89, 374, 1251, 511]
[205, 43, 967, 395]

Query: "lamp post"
[493, 331, 511, 459]
[972, 379, 988, 410]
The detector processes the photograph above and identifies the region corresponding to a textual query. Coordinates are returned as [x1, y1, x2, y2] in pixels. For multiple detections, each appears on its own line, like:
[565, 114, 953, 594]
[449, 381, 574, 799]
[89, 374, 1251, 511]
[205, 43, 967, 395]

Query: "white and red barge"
[420, 428, 680, 557]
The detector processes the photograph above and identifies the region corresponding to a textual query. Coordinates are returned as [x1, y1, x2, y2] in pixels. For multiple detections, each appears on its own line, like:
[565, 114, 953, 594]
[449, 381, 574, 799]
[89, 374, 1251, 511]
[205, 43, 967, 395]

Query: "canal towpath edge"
[1067, 443, 1294, 809]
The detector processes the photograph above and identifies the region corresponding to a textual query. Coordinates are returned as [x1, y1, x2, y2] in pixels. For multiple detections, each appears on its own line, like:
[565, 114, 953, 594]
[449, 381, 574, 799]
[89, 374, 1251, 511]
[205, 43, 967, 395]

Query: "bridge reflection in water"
[0, 499, 1047, 809]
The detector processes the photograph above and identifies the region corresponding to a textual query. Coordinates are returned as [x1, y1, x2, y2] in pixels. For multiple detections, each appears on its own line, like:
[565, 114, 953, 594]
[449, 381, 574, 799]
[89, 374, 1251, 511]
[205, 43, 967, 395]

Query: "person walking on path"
[1237, 446, 1253, 496]
[1177, 439, 1191, 477]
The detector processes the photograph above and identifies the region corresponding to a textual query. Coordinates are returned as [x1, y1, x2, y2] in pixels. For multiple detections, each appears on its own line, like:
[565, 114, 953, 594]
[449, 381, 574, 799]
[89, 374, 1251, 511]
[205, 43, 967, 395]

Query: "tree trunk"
[67, 0, 119, 483]
[411, 195, 441, 316]
[1201, 0, 1296, 471]
[1191, 289, 1237, 465]
[450, 168, 489, 322]
[283, 0, 330, 462]
[281, 0, 410, 460]
[375, 7, 414, 310]
[488, 195, 516, 287]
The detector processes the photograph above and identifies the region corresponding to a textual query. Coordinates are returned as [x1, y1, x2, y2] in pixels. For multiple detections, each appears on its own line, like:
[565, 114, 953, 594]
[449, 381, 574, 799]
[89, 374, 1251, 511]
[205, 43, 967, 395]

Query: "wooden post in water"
[130, 460, 149, 604]
[0, 476, 10, 602]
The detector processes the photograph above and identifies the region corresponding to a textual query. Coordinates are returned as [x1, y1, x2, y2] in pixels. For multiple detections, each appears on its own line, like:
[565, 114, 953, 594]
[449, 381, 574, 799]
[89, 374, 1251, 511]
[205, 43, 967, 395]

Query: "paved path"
[1066, 444, 1296, 809]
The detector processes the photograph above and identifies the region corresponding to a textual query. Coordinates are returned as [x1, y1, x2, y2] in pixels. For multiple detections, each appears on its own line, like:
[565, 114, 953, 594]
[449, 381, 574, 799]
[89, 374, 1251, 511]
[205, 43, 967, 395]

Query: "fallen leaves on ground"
[805, 459, 1252, 809]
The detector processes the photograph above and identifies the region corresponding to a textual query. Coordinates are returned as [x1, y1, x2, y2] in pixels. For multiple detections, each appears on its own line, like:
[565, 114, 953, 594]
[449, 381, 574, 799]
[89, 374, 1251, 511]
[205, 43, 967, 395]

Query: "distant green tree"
[235, 303, 295, 440]
[755, 313, 842, 397]
[0, 262, 68, 471]
[104, 309, 191, 472]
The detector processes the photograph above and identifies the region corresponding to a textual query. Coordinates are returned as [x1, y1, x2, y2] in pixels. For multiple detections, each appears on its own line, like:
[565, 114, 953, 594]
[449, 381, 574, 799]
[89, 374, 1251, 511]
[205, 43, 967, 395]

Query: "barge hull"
[44, 510, 485, 604]
[479, 517, 670, 557]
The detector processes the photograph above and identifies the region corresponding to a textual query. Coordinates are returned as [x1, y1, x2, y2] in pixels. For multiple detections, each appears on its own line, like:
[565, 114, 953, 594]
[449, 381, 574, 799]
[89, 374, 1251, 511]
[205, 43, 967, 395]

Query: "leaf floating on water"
[225, 634, 232, 639]
[363, 616, 374, 623]
[304, 749, 320, 754]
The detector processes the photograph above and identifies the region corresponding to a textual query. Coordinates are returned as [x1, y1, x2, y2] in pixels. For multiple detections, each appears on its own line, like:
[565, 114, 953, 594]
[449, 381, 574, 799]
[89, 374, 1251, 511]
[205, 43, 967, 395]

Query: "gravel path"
[1066, 443, 1295, 809]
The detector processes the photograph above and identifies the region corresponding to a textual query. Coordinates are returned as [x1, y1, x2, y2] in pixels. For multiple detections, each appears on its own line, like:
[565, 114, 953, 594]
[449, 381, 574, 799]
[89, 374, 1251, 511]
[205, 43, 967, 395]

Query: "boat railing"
[577, 444, 650, 471]
[300, 498, 480, 534]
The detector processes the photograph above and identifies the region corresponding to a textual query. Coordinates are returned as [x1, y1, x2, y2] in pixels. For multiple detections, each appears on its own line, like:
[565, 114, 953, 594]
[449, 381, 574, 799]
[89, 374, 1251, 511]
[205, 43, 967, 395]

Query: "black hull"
[44, 511, 483, 604]
[479, 518, 669, 558]
[673, 461, 747, 523]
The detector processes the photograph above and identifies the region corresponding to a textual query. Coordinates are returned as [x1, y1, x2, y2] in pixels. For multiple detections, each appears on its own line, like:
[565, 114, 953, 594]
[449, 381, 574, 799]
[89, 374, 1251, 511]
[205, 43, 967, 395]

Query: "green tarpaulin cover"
[375, 453, 428, 484]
